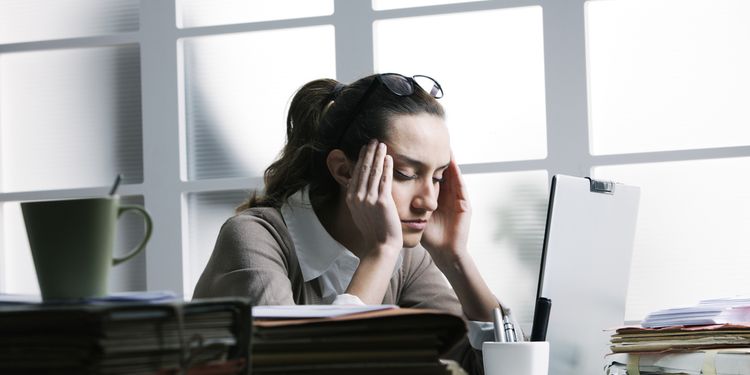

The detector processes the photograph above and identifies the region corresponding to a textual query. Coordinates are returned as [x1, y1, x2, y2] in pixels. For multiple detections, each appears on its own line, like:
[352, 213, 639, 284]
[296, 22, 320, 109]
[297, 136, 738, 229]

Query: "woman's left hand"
[421, 156, 472, 268]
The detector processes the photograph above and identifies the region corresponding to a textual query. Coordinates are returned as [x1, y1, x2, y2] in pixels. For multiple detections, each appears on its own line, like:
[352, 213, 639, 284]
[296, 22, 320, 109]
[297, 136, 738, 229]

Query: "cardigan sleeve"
[398, 247, 486, 375]
[192, 210, 298, 305]
[398, 247, 463, 313]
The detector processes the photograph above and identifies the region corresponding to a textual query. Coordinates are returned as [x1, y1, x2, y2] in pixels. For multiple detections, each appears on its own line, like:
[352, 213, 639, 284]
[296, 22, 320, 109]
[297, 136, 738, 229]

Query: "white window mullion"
[333, 0, 375, 82]
[540, 0, 591, 178]
[139, 0, 185, 296]
[593, 145, 750, 168]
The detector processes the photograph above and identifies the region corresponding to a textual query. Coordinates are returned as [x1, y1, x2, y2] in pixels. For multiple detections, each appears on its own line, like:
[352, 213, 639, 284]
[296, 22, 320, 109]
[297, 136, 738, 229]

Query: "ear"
[326, 149, 354, 188]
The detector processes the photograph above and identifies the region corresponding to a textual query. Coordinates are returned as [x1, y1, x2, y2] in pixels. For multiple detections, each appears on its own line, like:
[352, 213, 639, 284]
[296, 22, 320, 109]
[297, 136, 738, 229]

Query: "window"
[183, 26, 336, 180]
[374, 7, 547, 163]
[178, 0, 333, 28]
[586, 0, 750, 154]
[0, 0, 139, 44]
[2, 0, 748, 331]
[594, 158, 750, 320]
[463, 171, 549, 328]
[1, 45, 143, 193]
[586, 0, 750, 321]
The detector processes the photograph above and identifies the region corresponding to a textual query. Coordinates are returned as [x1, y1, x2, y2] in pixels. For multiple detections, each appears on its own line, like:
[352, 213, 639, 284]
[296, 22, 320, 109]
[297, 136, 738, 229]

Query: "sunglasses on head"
[334, 73, 443, 147]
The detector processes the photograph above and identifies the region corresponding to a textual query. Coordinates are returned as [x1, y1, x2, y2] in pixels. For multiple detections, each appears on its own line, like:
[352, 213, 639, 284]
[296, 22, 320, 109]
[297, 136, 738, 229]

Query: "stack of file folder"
[609, 323, 750, 353]
[605, 349, 750, 375]
[0, 296, 251, 374]
[250, 305, 468, 375]
[606, 297, 750, 375]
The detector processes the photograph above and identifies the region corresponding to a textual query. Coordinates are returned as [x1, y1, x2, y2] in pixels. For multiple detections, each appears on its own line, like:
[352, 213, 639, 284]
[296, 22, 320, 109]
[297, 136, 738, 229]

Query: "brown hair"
[238, 74, 445, 211]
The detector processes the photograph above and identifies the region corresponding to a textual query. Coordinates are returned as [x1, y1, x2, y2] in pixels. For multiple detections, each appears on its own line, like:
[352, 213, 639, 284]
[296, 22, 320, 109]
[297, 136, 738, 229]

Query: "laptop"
[533, 174, 641, 374]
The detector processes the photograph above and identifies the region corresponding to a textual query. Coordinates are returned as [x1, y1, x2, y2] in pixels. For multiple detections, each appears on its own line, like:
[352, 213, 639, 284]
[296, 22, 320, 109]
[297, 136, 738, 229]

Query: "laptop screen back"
[535, 175, 640, 374]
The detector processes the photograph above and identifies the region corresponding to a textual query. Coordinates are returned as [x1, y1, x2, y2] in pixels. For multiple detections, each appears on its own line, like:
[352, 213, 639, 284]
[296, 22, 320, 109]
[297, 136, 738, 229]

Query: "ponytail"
[237, 79, 340, 211]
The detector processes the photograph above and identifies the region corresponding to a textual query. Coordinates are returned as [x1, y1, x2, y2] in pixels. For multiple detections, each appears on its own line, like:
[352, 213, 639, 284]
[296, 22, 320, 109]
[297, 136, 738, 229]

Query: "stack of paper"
[0, 297, 251, 374]
[606, 297, 750, 374]
[642, 297, 750, 328]
[251, 305, 467, 375]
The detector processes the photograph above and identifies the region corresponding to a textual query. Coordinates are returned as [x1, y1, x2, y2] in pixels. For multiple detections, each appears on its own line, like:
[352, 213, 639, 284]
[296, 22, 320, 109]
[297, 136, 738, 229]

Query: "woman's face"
[385, 113, 451, 248]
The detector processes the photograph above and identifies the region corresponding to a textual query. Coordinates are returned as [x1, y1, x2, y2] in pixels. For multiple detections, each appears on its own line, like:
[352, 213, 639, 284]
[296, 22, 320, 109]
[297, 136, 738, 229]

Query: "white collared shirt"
[280, 188, 500, 349]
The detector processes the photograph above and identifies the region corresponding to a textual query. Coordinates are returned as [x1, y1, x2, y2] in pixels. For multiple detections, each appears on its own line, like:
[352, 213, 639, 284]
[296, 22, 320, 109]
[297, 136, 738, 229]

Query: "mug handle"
[112, 205, 153, 266]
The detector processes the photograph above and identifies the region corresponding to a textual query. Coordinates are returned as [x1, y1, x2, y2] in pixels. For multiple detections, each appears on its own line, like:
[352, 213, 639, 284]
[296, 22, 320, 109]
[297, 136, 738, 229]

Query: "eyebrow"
[391, 153, 450, 171]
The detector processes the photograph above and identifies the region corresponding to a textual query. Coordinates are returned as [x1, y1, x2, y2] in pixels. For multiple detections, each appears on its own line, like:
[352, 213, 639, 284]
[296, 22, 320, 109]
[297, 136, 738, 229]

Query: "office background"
[1, 0, 749, 327]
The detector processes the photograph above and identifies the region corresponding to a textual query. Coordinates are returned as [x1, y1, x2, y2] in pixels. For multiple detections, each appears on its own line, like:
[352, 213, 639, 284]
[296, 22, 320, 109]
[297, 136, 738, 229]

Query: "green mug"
[21, 196, 152, 301]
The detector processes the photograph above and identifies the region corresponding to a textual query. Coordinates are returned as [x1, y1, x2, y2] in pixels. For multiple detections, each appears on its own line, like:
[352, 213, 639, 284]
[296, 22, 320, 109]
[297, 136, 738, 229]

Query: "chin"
[402, 233, 423, 249]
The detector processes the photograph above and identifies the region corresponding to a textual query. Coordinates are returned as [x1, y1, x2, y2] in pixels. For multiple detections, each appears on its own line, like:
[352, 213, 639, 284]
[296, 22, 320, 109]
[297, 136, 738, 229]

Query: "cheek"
[390, 182, 412, 214]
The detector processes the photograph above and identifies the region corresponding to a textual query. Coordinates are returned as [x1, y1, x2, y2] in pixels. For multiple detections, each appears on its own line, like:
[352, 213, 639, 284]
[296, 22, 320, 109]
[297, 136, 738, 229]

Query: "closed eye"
[394, 170, 418, 181]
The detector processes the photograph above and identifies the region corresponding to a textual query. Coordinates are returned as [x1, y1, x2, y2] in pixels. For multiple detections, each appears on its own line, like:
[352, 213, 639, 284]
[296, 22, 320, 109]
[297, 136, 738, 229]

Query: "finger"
[356, 140, 378, 198]
[367, 143, 387, 200]
[445, 156, 471, 212]
[380, 154, 394, 198]
[347, 144, 367, 195]
[436, 155, 463, 206]
[450, 157, 470, 200]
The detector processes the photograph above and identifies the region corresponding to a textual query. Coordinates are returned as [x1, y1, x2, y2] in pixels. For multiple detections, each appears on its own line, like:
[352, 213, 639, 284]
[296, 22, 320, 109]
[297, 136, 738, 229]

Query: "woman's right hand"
[345, 140, 403, 256]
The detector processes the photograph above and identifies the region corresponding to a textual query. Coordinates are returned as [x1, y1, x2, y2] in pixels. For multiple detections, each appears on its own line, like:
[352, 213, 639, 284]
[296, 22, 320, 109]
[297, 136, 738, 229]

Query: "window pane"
[185, 190, 251, 299]
[586, 0, 750, 154]
[1, 195, 147, 295]
[178, 0, 333, 28]
[0, 0, 139, 44]
[463, 170, 549, 331]
[0, 45, 143, 192]
[373, 0, 490, 10]
[0, 202, 36, 295]
[183, 26, 336, 180]
[374, 7, 547, 164]
[593, 158, 750, 321]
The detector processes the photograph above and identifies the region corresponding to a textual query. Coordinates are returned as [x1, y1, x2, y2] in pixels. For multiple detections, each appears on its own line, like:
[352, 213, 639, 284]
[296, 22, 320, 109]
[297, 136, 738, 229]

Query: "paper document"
[642, 297, 750, 328]
[252, 304, 399, 319]
[0, 291, 177, 306]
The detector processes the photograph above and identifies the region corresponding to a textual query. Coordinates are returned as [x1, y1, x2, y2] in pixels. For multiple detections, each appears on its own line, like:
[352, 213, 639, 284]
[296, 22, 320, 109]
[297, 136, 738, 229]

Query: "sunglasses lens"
[380, 74, 414, 96]
[413, 75, 443, 98]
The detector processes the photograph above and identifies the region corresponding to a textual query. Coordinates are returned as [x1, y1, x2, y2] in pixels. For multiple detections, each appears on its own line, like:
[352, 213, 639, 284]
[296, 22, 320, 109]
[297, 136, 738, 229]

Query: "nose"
[411, 179, 439, 212]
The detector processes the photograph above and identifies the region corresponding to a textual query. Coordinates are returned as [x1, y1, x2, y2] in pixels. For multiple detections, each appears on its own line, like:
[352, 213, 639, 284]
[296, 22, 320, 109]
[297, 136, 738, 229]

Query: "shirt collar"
[280, 188, 356, 282]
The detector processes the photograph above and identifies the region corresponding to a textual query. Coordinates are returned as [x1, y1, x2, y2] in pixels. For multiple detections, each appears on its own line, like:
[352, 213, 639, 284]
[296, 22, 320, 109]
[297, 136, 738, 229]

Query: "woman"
[193, 73, 516, 373]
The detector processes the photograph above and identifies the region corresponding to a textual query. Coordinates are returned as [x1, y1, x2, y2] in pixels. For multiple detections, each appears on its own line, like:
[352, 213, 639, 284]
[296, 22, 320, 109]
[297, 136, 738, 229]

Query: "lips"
[401, 219, 427, 230]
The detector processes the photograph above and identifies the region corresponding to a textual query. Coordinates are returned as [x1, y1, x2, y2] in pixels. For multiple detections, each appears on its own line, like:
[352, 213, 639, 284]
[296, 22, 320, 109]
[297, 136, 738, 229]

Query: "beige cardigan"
[193, 207, 484, 374]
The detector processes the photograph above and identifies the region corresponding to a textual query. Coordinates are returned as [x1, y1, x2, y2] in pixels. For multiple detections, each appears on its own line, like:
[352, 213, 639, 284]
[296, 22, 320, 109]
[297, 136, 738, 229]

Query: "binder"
[250, 307, 467, 374]
[535, 174, 641, 375]
[0, 298, 252, 374]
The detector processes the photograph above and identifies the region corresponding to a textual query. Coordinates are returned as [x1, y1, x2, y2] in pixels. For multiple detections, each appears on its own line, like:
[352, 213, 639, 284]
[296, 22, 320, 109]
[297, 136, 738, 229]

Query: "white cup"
[482, 342, 549, 375]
